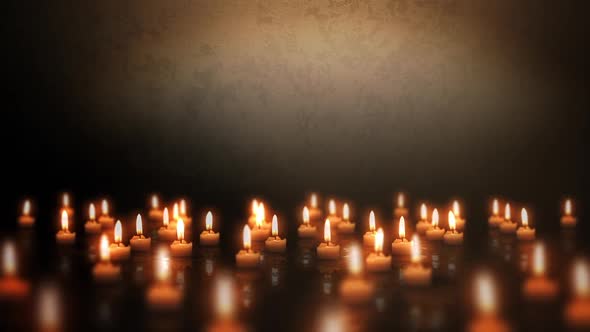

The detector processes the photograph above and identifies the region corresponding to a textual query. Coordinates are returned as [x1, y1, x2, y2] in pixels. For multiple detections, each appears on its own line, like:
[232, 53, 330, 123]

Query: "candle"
[158, 208, 177, 241]
[130, 214, 151, 252]
[92, 234, 120, 283]
[308, 193, 322, 220]
[251, 203, 270, 241]
[235, 225, 260, 268]
[366, 228, 391, 272]
[200, 211, 220, 246]
[337, 203, 355, 234]
[317, 219, 340, 260]
[565, 260, 590, 327]
[561, 199, 577, 227]
[247, 199, 259, 228]
[84, 203, 101, 235]
[452, 200, 466, 231]
[327, 199, 341, 226]
[488, 199, 504, 227]
[147, 248, 182, 310]
[0, 241, 30, 300]
[109, 220, 130, 260]
[402, 235, 432, 286]
[416, 203, 432, 235]
[61, 193, 73, 217]
[55, 210, 75, 245]
[516, 208, 535, 241]
[394, 193, 408, 217]
[391, 216, 411, 255]
[298, 206, 317, 238]
[467, 273, 510, 332]
[444, 211, 464, 245]
[208, 275, 246, 332]
[499, 203, 517, 234]
[18, 199, 35, 227]
[98, 199, 115, 228]
[426, 208, 445, 241]
[363, 210, 377, 247]
[179, 199, 192, 224]
[265, 215, 286, 253]
[148, 194, 163, 219]
[523, 242, 558, 300]
[171, 203, 180, 227]
[340, 244, 374, 303]
[170, 218, 192, 257]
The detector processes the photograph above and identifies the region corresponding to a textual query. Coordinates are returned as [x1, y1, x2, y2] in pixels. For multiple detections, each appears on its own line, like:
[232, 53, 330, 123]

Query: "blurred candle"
[516, 208, 535, 241]
[130, 214, 151, 252]
[37, 283, 60, 332]
[523, 242, 558, 300]
[84, 203, 101, 235]
[391, 216, 411, 255]
[0, 241, 30, 300]
[55, 210, 75, 245]
[488, 199, 504, 227]
[561, 199, 577, 227]
[363, 210, 377, 247]
[236, 225, 260, 268]
[317, 219, 340, 260]
[565, 260, 590, 328]
[298, 206, 317, 238]
[109, 220, 130, 260]
[426, 209, 445, 241]
[499, 203, 517, 234]
[18, 199, 35, 227]
[172, 203, 180, 225]
[61, 193, 73, 216]
[340, 244, 374, 303]
[394, 193, 408, 217]
[366, 228, 391, 272]
[170, 218, 192, 257]
[247, 199, 259, 228]
[416, 203, 432, 234]
[179, 199, 192, 224]
[327, 199, 341, 226]
[148, 194, 163, 219]
[468, 273, 510, 332]
[265, 215, 286, 253]
[402, 235, 432, 286]
[147, 248, 182, 310]
[452, 200, 466, 231]
[337, 203, 355, 234]
[92, 234, 120, 283]
[158, 208, 177, 241]
[200, 211, 220, 246]
[309, 193, 322, 220]
[98, 199, 114, 228]
[444, 211, 464, 245]
[251, 203, 270, 241]
[208, 275, 245, 332]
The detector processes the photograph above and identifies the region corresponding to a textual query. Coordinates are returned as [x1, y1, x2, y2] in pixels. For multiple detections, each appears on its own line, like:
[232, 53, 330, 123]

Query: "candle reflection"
[37, 282, 61, 332]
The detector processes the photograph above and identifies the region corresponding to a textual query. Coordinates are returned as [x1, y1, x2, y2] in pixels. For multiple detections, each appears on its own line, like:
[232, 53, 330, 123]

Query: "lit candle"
[147, 248, 182, 310]
[565, 260, 590, 328]
[516, 208, 535, 241]
[488, 199, 504, 227]
[265, 215, 286, 253]
[0, 241, 30, 300]
[208, 275, 246, 332]
[394, 193, 408, 217]
[158, 208, 177, 241]
[337, 203, 355, 234]
[235, 225, 260, 268]
[61, 193, 73, 216]
[298, 206, 317, 238]
[452, 200, 466, 231]
[340, 244, 374, 303]
[179, 199, 192, 224]
[499, 203, 517, 234]
[366, 228, 391, 272]
[402, 235, 432, 286]
[55, 210, 75, 245]
[327, 199, 341, 226]
[251, 203, 270, 241]
[98, 199, 114, 228]
[148, 194, 163, 219]
[170, 218, 192, 257]
[426, 208, 445, 241]
[444, 211, 464, 245]
[130, 214, 151, 252]
[523, 242, 558, 300]
[200, 211, 220, 246]
[308, 193, 322, 220]
[18, 199, 35, 227]
[92, 234, 120, 283]
[363, 210, 377, 247]
[317, 219, 340, 260]
[416, 203, 432, 234]
[467, 273, 510, 332]
[561, 199, 577, 227]
[172, 203, 180, 226]
[109, 220, 130, 260]
[247, 199, 259, 228]
[84, 203, 101, 235]
[391, 216, 411, 255]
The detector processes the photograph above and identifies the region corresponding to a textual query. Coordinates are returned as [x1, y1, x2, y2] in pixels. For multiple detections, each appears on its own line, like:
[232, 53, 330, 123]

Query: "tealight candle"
[148, 194, 163, 219]
[236, 225, 260, 268]
[247, 199, 259, 228]
[265, 215, 286, 253]
[394, 193, 408, 217]
[516, 208, 535, 241]
[308, 193, 322, 221]
[18, 199, 35, 227]
[170, 218, 192, 257]
[98, 199, 115, 228]
[337, 203, 355, 234]
[340, 244, 374, 303]
[55, 210, 75, 245]
[391, 216, 411, 255]
[561, 199, 577, 227]
[523, 242, 558, 300]
[468, 273, 510, 332]
[402, 235, 432, 286]
[251, 203, 270, 241]
[327, 199, 341, 226]
[452, 200, 466, 231]
[366, 228, 391, 272]
[158, 208, 177, 241]
[363, 211, 377, 247]
[171, 203, 180, 227]
[200, 211, 220, 246]
[415, 203, 432, 235]
[317, 219, 340, 260]
[444, 211, 464, 245]
[84, 203, 101, 235]
[179, 199, 192, 225]
[130, 214, 151, 252]
[298, 206, 317, 238]
[488, 199, 504, 227]
[0, 241, 30, 300]
[109, 220, 130, 260]
[426, 209, 445, 241]
[565, 260, 590, 328]
[92, 235, 120, 283]
[147, 248, 182, 310]
[61, 193, 74, 217]
[499, 203, 517, 234]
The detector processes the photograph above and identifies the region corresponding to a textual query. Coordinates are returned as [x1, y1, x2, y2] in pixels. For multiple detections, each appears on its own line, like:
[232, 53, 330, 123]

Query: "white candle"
[327, 199, 341, 226]
[147, 248, 182, 310]
[444, 211, 464, 245]
[55, 210, 75, 245]
[337, 203, 355, 234]
[561, 199, 577, 227]
[200, 211, 220, 246]
[158, 208, 177, 241]
[467, 273, 510, 332]
[0, 241, 30, 300]
[130, 214, 151, 252]
[488, 199, 504, 227]
[565, 260, 590, 328]
[265, 215, 286, 253]
[236, 225, 260, 268]
[366, 228, 391, 272]
[317, 219, 340, 260]
[109, 220, 130, 260]
[415, 203, 432, 234]
[394, 193, 408, 217]
[516, 208, 535, 241]
[298, 206, 317, 238]
[426, 209, 445, 241]
[523, 242, 558, 300]
[452, 200, 466, 231]
[391, 216, 411, 255]
[402, 235, 432, 286]
[170, 218, 192, 257]
[340, 244, 373, 303]
[251, 203, 270, 241]
[363, 210, 377, 247]
[18, 199, 35, 227]
[92, 234, 120, 283]
[499, 203, 517, 234]
[84, 203, 101, 235]
[148, 194, 163, 219]
[98, 199, 114, 228]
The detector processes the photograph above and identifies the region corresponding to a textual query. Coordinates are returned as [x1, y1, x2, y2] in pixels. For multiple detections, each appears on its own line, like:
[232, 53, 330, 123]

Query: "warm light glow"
[565, 199, 573, 216]
[303, 206, 310, 225]
[375, 228, 384, 253]
[243, 225, 251, 250]
[62, 193, 69, 207]
[2, 242, 16, 276]
[173, 203, 179, 220]
[180, 199, 187, 215]
[521, 208, 529, 227]
[136, 214, 143, 236]
[420, 203, 427, 220]
[256, 202, 265, 228]
[23, 200, 31, 216]
[163, 208, 169, 227]
[452, 200, 461, 218]
[475, 273, 497, 315]
[411, 234, 420, 264]
[60, 210, 69, 232]
[504, 203, 511, 221]
[99, 234, 110, 262]
[324, 219, 332, 244]
[397, 193, 405, 208]
[271, 215, 279, 237]
[329, 200, 336, 215]
[38, 284, 60, 329]
[369, 210, 376, 232]
[533, 242, 545, 277]
[205, 211, 213, 231]
[320, 309, 345, 332]
[215, 274, 234, 319]
[492, 199, 499, 216]
[573, 260, 590, 298]
[448, 211, 456, 231]
[342, 203, 350, 221]
[177, 218, 185, 241]
[114, 220, 122, 243]
[151, 195, 159, 209]
[399, 216, 406, 239]
[348, 244, 362, 275]
[311, 194, 318, 209]
[101, 199, 109, 215]
[251, 199, 258, 215]
[432, 209, 439, 227]
[155, 248, 170, 282]
[88, 203, 96, 220]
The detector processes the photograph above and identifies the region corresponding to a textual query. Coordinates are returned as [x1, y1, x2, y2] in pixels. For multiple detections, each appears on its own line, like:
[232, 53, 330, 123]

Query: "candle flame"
[151, 195, 159, 209]
[173, 203, 179, 220]
[432, 208, 439, 227]
[342, 203, 350, 221]
[324, 219, 331, 243]
[448, 211, 456, 231]
[101, 199, 109, 215]
[163, 207, 169, 227]
[243, 225, 251, 250]
[475, 273, 497, 315]
[375, 228, 384, 253]
[452, 200, 461, 217]
[399, 216, 406, 239]
[136, 214, 143, 236]
[155, 248, 170, 282]
[89, 203, 96, 220]
[206, 211, 213, 231]
[420, 203, 427, 220]
[62, 193, 69, 207]
[397, 193, 404, 208]
[348, 244, 362, 275]
[504, 203, 511, 221]
[114, 220, 122, 243]
[574, 260, 590, 298]
[215, 274, 235, 319]
[99, 234, 110, 262]
[271, 215, 279, 237]
[311, 194, 318, 209]
[303, 206, 310, 225]
[177, 218, 185, 241]
[23, 200, 31, 216]
[492, 199, 499, 216]
[60, 210, 69, 232]
[251, 199, 258, 215]
[369, 210, 376, 232]
[2, 241, 16, 276]
[533, 242, 545, 277]
[256, 202, 266, 226]
[521, 208, 529, 227]
[180, 199, 187, 215]
[411, 234, 420, 263]
[565, 199, 572, 216]
[329, 199, 336, 215]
